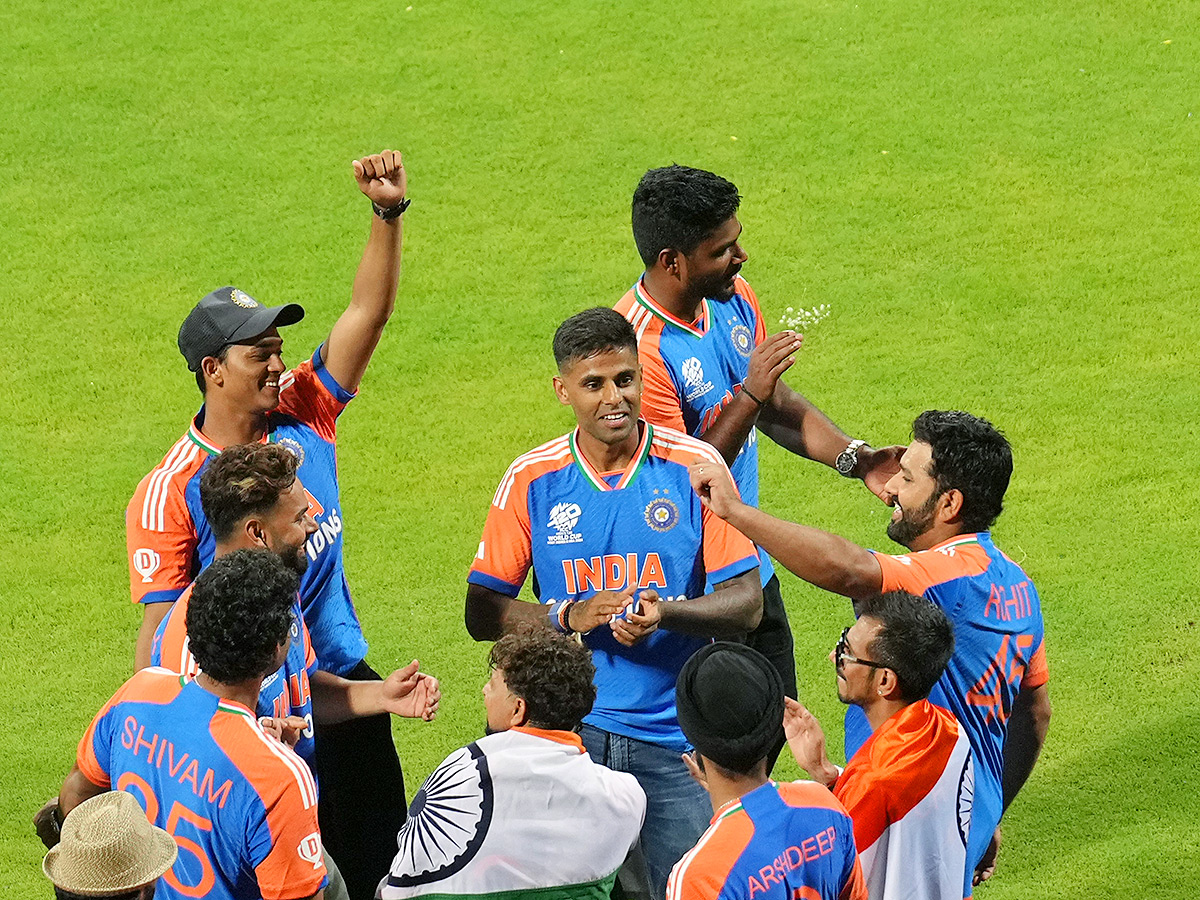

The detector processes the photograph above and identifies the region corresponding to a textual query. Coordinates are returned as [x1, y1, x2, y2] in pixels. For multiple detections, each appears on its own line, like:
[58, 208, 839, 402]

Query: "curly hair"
[552, 308, 638, 371]
[200, 443, 299, 542]
[187, 549, 298, 684]
[489, 629, 596, 731]
[912, 410, 1013, 534]
[632, 165, 741, 267]
[857, 591, 955, 703]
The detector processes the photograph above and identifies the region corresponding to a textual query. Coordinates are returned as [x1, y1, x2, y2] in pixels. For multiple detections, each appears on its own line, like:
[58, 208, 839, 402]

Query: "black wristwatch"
[835, 439, 868, 477]
[372, 197, 411, 220]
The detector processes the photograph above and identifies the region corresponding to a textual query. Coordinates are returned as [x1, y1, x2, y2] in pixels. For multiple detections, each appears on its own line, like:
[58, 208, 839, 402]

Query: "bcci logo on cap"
[547, 502, 584, 545]
[229, 288, 260, 309]
[730, 324, 752, 358]
[644, 497, 679, 532]
[297, 832, 323, 869]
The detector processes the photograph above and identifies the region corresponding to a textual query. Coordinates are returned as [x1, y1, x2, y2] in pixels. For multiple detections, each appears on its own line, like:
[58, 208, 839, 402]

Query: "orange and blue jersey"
[667, 781, 867, 900]
[150, 586, 319, 771]
[847, 532, 1049, 894]
[77, 668, 326, 900]
[615, 277, 774, 587]
[469, 422, 759, 751]
[127, 345, 366, 675]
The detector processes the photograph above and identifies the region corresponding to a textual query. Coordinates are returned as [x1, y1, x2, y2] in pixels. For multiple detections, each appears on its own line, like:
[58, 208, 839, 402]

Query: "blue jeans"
[580, 724, 712, 900]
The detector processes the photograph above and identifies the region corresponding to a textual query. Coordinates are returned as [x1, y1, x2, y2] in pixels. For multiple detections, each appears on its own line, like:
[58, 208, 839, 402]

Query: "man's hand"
[258, 716, 308, 748]
[783, 698, 840, 787]
[743, 330, 802, 405]
[380, 660, 442, 721]
[568, 588, 635, 634]
[34, 797, 61, 850]
[856, 444, 905, 500]
[352, 150, 407, 208]
[610, 590, 661, 647]
[973, 826, 1001, 885]
[689, 462, 744, 521]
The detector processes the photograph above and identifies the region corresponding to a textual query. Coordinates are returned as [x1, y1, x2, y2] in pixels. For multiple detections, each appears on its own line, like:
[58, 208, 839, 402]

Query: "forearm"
[465, 584, 546, 641]
[350, 215, 402, 327]
[658, 571, 762, 638]
[134, 602, 173, 672]
[1001, 685, 1051, 811]
[59, 767, 107, 818]
[309, 671, 385, 724]
[700, 391, 765, 467]
[723, 503, 882, 600]
[758, 385, 850, 467]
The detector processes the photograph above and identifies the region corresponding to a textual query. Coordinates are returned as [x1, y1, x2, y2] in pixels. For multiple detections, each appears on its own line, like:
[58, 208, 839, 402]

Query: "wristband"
[740, 385, 768, 408]
[549, 600, 577, 634]
[372, 197, 411, 220]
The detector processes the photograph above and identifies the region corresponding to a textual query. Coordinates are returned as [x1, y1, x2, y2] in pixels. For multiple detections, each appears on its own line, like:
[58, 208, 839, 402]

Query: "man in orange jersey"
[52, 550, 329, 900]
[125, 151, 412, 898]
[785, 592, 973, 900]
[668, 643, 866, 900]
[616, 165, 903, 710]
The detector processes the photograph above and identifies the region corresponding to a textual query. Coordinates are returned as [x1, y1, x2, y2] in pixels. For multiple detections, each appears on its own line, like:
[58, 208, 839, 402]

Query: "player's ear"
[201, 356, 224, 388]
[552, 375, 570, 406]
[511, 696, 528, 728]
[938, 488, 965, 524]
[878, 668, 903, 702]
[244, 518, 269, 549]
[658, 247, 683, 281]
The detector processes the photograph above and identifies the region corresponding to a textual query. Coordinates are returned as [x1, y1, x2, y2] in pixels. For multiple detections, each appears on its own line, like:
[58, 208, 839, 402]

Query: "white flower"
[779, 303, 831, 332]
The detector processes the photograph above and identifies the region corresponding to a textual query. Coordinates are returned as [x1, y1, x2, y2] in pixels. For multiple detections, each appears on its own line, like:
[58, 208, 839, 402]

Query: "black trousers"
[314, 661, 407, 900]
[743, 574, 798, 771]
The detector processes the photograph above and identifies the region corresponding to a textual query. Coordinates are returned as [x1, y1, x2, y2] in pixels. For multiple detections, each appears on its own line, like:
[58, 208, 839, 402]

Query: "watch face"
[836, 449, 856, 475]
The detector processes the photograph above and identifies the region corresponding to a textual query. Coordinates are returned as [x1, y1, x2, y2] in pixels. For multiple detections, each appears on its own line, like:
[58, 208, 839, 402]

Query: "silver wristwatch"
[835, 439, 867, 477]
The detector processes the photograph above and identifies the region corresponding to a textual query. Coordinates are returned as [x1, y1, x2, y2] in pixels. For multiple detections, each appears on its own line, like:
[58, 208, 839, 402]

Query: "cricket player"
[465, 308, 763, 900]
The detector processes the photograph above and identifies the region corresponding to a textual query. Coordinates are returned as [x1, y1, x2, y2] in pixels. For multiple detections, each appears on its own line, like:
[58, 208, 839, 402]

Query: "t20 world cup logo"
[547, 502, 584, 545]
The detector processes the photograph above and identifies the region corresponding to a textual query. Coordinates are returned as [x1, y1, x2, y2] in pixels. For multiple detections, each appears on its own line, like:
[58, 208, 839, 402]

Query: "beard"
[886, 491, 939, 547]
[274, 542, 309, 576]
[689, 265, 741, 303]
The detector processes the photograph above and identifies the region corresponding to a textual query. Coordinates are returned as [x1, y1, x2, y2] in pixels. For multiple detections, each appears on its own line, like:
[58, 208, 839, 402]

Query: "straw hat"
[43, 792, 177, 895]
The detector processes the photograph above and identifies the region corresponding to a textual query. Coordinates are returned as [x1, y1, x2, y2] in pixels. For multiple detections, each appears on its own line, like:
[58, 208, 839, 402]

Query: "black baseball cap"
[178, 286, 305, 372]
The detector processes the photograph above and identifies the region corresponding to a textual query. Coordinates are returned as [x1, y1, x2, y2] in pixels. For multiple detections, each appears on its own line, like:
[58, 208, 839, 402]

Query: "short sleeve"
[249, 786, 328, 899]
[276, 345, 356, 443]
[700, 463, 758, 585]
[127, 475, 198, 606]
[870, 543, 990, 595]
[1023, 639, 1049, 689]
[736, 278, 767, 346]
[467, 466, 534, 597]
[77, 703, 117, 789]
[637, 343, 688, 434]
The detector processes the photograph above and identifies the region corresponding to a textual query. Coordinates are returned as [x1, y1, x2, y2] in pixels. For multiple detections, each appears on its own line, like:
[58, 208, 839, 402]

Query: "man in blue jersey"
[125, 150, 412, 898]
[668, 643, 865, 900]
[466, 308, 763, 900]
[690, 410, 1052, 894]
[615, 165, 903, 711]
[53, 550, 330, 900]
[151, 444, 440, 775]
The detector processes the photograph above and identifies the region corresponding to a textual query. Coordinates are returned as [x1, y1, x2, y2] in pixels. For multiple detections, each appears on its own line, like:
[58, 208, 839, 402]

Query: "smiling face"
[202, 328, 287, 415]
[254, 477, 317, 575]
[681, 215, 748, 303]
[883, 441, 942, 548]
[553, 346, 643, 458]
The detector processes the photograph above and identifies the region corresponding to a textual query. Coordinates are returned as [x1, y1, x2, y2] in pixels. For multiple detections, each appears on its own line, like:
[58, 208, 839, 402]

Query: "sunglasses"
[835, 627, 890, 673]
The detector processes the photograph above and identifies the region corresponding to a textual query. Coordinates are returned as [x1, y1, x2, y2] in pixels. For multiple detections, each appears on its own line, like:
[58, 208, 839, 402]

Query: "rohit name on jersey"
[559, 552, 684, 602]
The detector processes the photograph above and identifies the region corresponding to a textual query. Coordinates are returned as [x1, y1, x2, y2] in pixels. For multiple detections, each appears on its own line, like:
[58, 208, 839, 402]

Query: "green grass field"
[3, 0, 1198, 894]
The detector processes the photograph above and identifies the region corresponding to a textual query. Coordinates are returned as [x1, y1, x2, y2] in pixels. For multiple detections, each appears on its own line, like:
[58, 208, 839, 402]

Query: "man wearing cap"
[785, 592, 973, 900]
[43, 791, 176, 900]
[125, 150, 409, 899]
[51, 550, 330, 900]
[669, 643, 866, 900]
[380, 628, 646, 900]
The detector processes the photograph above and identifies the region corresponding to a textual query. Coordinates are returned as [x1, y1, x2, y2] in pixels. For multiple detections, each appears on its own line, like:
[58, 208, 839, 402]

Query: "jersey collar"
[926, 534, 982, 552]
[187, 408, 274, 457]
[569, 421, 653, 491]
[511, 726, 585, 752]
[635, 279, 710, 339]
